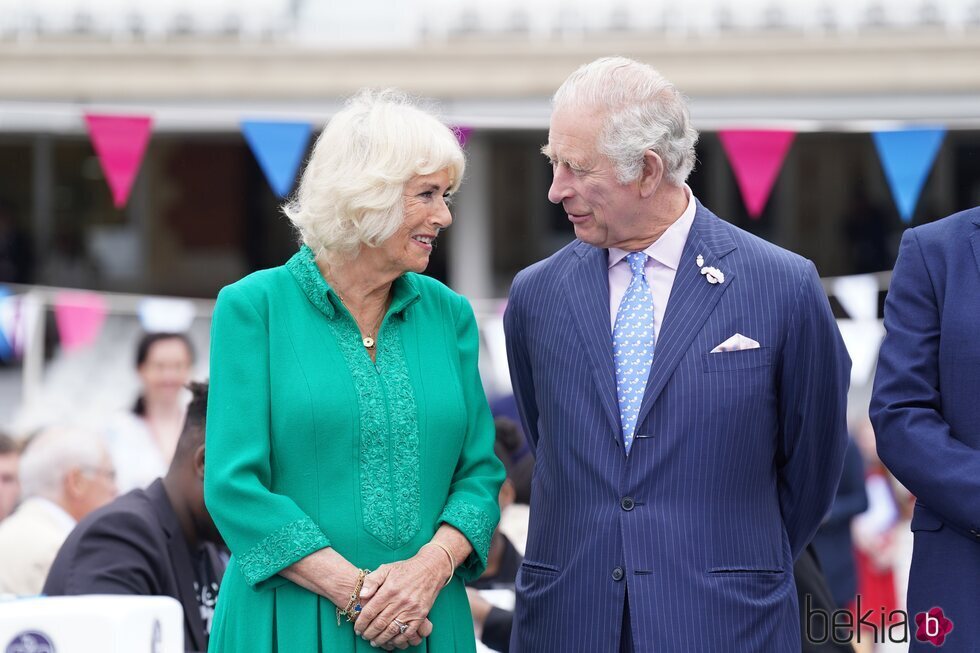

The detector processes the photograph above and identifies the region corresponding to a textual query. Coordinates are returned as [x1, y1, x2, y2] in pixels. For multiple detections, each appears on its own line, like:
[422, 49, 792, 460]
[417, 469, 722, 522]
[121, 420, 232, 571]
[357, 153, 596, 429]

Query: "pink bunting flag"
[84, 113, 153, 209]
[54, 291, 107, 352]
[453, 126, 473, 147]
[718, 130, 796, 219]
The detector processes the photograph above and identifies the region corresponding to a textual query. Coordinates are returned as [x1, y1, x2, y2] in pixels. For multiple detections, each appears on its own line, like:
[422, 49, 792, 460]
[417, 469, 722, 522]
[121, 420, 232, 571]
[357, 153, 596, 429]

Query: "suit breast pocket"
[702, 347, 772, 372]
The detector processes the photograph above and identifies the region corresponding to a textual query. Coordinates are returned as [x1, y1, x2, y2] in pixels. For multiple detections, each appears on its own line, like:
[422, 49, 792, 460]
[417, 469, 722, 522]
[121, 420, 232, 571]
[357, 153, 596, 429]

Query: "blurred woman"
[205, 90, 504, 652]
[105, 332, 194, 492]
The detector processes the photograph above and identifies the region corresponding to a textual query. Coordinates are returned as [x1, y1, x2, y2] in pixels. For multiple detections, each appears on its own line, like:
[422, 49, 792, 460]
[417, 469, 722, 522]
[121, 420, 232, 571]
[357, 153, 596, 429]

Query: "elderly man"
[504, 57, 850, 651]
[0, 427, 117, 595]
[0, 432, 20, 522]
[45, 382, 225, 653]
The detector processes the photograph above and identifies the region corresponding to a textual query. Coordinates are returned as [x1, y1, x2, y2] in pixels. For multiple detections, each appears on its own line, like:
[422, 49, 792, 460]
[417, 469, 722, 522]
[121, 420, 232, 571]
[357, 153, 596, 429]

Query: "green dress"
[205, 246, 505, 652]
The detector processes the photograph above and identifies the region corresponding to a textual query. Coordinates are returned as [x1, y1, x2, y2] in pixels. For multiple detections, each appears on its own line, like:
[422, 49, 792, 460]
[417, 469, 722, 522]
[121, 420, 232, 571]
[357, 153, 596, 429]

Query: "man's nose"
[547, 166, 574, 205]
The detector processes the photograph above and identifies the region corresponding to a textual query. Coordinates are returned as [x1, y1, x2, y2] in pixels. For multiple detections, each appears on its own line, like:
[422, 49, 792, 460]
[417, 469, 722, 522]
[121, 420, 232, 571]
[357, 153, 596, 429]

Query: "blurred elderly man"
[0, 427, 117, 595]
[0, 432, 20, 522]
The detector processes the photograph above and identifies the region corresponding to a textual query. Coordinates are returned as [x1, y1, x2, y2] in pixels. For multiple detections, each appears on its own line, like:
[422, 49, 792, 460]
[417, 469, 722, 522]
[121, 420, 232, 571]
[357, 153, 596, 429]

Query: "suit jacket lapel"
[563, 242, 622, 438]
[150, 480, 207, 653]
[635, 204, 737, 428]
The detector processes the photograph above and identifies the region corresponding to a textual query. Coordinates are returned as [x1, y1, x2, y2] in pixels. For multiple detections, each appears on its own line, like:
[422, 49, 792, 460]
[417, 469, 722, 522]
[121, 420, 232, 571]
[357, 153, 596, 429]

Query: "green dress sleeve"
[204, 283, 330, 590]
[437, 296, 506, 583]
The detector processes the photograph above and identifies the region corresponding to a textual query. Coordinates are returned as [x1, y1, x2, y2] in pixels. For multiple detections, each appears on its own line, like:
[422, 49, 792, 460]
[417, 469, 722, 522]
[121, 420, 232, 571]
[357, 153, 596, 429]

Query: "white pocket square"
[710, 333, 761, 353]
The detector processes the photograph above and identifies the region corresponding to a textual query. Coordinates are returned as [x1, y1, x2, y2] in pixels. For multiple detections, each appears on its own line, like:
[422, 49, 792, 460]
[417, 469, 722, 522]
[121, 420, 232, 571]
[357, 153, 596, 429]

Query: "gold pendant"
[362, 336, 375, 349]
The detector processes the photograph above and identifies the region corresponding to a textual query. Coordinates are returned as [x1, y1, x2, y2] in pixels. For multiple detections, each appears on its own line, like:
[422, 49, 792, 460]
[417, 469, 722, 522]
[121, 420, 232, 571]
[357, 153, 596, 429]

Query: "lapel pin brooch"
[696, 254, 724, 284]
[700, 266, 724, 285]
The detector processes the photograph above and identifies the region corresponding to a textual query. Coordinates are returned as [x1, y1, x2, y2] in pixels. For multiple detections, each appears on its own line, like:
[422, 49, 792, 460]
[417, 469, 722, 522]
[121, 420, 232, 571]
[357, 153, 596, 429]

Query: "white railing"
[0, 0, 295, 40]
[0, 0, 977, 43]
[419, 0, 980, 38]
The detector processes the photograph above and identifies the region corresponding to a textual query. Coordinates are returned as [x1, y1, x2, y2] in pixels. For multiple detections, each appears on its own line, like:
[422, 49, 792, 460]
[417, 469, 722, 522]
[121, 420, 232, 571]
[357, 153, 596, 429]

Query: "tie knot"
[626, 252, 648, 277]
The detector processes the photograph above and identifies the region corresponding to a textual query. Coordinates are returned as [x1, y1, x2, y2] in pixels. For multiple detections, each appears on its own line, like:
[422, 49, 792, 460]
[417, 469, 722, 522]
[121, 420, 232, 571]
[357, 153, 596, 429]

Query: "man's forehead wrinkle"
[547, 134, 592, 165]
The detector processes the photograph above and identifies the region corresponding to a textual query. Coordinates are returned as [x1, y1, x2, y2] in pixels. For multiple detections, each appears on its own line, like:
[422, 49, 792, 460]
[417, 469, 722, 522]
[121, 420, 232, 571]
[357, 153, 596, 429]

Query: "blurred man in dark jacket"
[45, 382, 224, 653]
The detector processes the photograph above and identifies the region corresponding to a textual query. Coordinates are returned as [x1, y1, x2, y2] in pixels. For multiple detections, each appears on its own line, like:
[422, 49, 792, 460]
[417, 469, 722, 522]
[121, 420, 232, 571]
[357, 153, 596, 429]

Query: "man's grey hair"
[552, 56, 699, 186]
[19, 427, 109, 501]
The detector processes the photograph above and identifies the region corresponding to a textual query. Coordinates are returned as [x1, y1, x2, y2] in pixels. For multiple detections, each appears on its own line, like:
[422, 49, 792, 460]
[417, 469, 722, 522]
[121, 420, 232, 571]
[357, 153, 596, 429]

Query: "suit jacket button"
[612, 567, 625, 581]
[621, 497, 635, 511]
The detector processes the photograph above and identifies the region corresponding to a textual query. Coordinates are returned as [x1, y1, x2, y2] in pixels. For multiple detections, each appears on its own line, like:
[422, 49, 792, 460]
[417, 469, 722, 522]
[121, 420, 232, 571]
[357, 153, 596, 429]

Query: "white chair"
[0, 595, 184, 653]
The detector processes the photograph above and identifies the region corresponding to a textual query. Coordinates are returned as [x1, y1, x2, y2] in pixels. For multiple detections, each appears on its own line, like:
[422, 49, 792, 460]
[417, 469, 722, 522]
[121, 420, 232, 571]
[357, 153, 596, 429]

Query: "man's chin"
[573, 224, 605, 247]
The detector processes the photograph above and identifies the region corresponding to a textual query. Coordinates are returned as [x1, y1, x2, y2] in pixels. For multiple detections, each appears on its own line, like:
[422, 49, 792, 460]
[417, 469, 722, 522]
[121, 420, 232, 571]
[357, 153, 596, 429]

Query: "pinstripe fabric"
[504, 202, 851, 652]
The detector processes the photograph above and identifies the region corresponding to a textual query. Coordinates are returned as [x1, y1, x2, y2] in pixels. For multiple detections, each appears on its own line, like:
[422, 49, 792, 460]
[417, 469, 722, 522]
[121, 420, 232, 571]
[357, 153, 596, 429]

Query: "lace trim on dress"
[284, 245, 336, 318]
[286, 243, 423, 550]
[237, 518, 329, 586]
[325, 308, 422, 550]
[440, 497, 496, 572]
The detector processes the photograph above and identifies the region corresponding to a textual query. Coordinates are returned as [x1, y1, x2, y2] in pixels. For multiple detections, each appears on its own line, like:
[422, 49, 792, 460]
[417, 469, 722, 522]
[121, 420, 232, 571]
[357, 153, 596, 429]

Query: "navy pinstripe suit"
[504, 202, 850, 652]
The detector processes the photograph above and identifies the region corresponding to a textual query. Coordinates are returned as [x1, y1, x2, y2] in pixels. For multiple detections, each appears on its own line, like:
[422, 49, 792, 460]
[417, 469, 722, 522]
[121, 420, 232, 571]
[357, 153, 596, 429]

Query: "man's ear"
[64, 467, 86, 499]
[194, 445, 206, 481]
[638, 149, 664, 198]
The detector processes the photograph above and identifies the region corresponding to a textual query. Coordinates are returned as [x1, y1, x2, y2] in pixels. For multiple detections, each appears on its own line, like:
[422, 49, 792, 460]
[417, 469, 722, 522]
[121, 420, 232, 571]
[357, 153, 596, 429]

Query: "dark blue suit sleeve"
[824, 440, 868, 526]
[504, 274, 541, 453]
[871, 229, 980, 532]
[777, 261, 850, 560]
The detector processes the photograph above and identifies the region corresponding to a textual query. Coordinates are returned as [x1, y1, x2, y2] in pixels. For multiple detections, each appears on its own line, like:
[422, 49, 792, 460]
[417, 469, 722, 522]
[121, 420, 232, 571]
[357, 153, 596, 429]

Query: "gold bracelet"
[422, 541, 456, 587]
[336, 568, 370, 626]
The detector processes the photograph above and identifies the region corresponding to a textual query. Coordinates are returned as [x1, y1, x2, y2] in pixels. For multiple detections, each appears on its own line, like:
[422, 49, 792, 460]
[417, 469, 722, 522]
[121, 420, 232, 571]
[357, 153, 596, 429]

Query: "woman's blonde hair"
[283, 89, 465, 263]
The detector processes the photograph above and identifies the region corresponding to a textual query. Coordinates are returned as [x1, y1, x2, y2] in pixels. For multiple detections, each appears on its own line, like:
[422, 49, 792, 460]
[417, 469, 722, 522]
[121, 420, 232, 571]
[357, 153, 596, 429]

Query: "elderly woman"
[205, 90, 504, 653]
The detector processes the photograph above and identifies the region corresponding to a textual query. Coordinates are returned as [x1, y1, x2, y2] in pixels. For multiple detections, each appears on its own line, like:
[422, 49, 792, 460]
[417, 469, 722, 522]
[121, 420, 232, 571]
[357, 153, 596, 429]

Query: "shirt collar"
[608, 184, 696, 271]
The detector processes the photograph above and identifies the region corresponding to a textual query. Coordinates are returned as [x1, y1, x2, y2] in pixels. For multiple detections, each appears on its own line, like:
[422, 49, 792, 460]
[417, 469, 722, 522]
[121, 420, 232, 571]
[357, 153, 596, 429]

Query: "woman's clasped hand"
[354, 545, 451, 650]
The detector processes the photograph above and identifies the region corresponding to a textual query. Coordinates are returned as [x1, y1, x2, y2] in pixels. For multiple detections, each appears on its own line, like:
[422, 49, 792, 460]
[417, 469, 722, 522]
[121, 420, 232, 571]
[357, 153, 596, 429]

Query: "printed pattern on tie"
[612, 252, 655, 455]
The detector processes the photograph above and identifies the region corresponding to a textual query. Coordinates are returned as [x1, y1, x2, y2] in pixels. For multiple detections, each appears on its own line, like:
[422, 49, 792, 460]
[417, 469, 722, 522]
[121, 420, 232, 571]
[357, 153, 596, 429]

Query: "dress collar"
[285, 245, 421, 320]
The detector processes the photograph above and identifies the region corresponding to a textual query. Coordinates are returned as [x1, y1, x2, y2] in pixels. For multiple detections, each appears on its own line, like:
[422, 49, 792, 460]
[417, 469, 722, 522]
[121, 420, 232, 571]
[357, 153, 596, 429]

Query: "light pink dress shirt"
[608, 186, 697, 338]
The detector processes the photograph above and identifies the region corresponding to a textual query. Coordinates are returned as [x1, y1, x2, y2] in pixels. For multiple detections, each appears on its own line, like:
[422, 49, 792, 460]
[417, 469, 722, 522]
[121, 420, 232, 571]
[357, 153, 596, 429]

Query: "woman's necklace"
[336, 293, 386, 350]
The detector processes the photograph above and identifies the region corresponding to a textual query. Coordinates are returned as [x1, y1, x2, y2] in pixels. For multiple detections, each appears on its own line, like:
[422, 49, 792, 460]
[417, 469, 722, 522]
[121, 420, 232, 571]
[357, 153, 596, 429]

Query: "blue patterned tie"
[613, 252, 655, 455]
